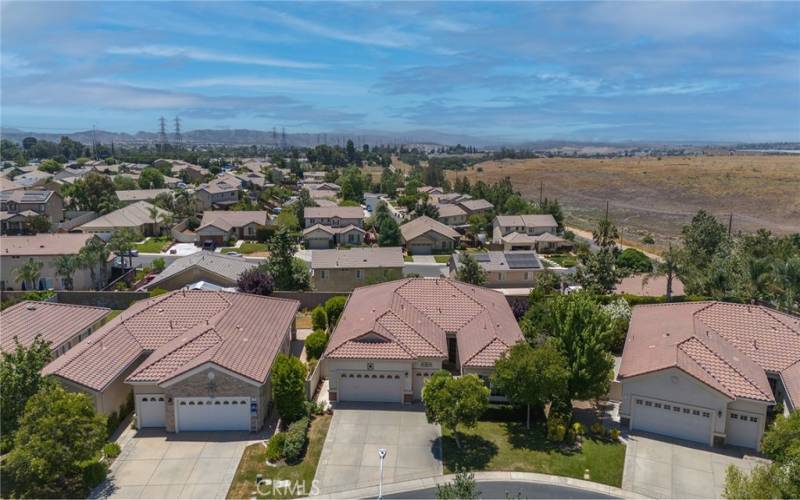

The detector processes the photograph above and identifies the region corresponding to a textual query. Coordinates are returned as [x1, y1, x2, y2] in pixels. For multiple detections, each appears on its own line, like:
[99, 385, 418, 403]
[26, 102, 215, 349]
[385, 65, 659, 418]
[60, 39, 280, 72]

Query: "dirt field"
[449, 155, 800, 251]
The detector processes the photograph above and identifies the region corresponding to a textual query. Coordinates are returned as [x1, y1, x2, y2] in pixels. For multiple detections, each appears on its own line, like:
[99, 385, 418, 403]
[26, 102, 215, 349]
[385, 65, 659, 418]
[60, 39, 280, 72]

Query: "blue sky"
[1, 1, 798, 142]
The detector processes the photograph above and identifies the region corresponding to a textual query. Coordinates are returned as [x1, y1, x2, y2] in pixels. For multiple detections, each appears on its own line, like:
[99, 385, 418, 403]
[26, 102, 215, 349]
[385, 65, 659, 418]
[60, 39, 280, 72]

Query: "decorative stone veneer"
[162, 368, 269, 432]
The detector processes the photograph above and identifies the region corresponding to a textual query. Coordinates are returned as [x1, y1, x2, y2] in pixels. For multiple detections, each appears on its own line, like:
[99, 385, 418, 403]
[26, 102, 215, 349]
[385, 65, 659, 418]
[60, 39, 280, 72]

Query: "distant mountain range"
[2, 127, 794, 151]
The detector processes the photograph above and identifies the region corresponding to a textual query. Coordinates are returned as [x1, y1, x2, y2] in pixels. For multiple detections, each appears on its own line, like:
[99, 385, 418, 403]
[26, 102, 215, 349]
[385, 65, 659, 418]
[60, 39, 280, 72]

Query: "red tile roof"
[324, 278, 523, 368]
[43, 291, 298, 391]
[0, 301, 110, 353]
[619, 302, 800, 404]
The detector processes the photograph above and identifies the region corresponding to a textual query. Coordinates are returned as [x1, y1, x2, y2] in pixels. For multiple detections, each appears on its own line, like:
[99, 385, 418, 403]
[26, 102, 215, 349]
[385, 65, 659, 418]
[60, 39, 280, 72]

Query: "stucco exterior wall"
[149, 267, 238, 291]
[327, 359, 414, 394]
[313, 266, 403, 292]
[1, 255, 97, 291]
[403, 231, 454, 253]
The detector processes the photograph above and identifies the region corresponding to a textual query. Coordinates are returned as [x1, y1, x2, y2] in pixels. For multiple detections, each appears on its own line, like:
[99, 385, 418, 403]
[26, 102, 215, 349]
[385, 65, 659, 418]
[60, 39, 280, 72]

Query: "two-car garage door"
[175, 397, 251, 431]
[631, 396, 712, 445]
[338, 371, 403, 403]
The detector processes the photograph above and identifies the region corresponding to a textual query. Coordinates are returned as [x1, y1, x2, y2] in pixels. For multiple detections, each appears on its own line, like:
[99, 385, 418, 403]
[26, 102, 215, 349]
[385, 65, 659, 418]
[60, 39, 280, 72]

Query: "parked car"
[226, 251, 242, 257]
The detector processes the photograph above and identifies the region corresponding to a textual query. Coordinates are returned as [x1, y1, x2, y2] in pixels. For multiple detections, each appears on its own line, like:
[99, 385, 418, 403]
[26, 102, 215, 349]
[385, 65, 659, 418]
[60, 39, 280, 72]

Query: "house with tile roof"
[311, 247, 404, 291]
[195, 177, 241, 210]
[303, 206, 364, 229]
[435, 203, 468, 226]
[492, 214, 572, 252]
[144, 251, 258, 291]
[399, 215, 460, 255]
[449, 251, 545, 288]
[322, 278, 524, 404]
[43, 290, 299, 432]
[618, 301, 800, 450]
[0, 189, 64, 230]
[1, 233, 104, 290]
[196, 210, 270, 247]
[302, 223, 366, 249]
[0, 301, 111, 358]
[78, 201, 172, 236]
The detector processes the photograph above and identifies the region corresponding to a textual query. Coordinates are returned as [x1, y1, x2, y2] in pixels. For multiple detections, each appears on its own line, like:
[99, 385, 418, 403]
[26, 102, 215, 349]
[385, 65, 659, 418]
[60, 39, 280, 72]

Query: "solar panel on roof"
[505, 253, 540, 269]
[474, 253, 491, 262]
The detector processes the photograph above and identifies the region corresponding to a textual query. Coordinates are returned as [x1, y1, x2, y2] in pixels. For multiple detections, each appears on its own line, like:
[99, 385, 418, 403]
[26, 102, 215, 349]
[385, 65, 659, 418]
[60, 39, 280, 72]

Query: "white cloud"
[176, 76, 364, 95]
[1, 53, 46, 77]
[106, 45, 327, 69]
[261, 8, 424, 48]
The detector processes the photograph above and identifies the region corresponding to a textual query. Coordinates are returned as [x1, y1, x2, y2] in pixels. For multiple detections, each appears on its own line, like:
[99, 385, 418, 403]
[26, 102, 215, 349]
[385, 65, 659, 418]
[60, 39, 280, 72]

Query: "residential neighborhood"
[1, 2, 798, 500]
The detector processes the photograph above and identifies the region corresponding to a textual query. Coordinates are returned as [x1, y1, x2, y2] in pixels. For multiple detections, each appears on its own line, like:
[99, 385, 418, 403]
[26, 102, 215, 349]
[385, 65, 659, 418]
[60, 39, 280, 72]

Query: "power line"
[158, 116, 168, 152]
[174, 116, 182, 145]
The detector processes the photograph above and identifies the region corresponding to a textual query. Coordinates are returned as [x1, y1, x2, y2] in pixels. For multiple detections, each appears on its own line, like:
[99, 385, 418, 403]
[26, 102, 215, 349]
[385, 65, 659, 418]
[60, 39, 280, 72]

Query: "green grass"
[441, 419, 625, 488]
[403, 255, 414, 262]
[227, 415, 331, 499]
[544, 254, 578, 268]
[105, 309, 124, 322]
[134, 236, 172, 253]
[219, 242, 268, 254]
[434, 255, 452, 263]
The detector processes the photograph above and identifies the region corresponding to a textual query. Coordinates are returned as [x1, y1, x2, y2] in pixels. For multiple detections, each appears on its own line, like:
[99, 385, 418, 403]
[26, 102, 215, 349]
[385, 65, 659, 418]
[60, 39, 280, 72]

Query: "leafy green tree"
[323, 296, 347, 327]
[378, 217, 401, 246]
[271, 354, 307, 424]
[436, 470, 480, 500]
[547, 293, 615, 401]
[592, 216, 619, 249]
[414, 198, 440, 219]
[55, 254, 81, 290]
[38, 159, 63, 173]
[616, 248, 653, 275]
[139, 167, 165, 189]
[311, 306, 328, 331]
[339, 167, 366, 202]
[723, 411, 800, 499]
[65, 171, 120, 214]
[25, 213, 51, 234]
[267, 227, 309, 290]
[682, 210, 728, 262]
[540, 198, 565, 232]
[502, 194, 533, 215]
[275, 208, 300, 231]
[304, 330, 329, 360]
[236, 266, 274, 295]
[0, 337, 53, 452]
[456, 253, 487, 286]
[577, 248, 622, 293]
[14, 258, 43, 290]
[422, 371, 489, 448]
[22, 136, 37, 150]
[6, 385, 106, 497]
[379, 168, 401, 197]
[492, 341, 569, 428]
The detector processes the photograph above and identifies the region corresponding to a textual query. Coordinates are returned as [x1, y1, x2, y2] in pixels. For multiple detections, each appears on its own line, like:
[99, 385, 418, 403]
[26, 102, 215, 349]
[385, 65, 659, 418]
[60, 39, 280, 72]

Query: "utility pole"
[272, 127, 277, 146]
[174, 116, 182, 146]
[539, 181, 543, 205]
[728, 213, 733, 236]
[158, 116, 168, 153]
[91, 125, 98, 160]
[281, 127, 287, 149]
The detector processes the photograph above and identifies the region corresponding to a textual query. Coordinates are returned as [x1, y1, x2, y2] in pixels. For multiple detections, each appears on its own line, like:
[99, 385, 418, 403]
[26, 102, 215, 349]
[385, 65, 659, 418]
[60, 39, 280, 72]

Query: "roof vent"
[26, 303, 36, 311]
[753, 339, 758, 350]
[169, 320, 173, 329]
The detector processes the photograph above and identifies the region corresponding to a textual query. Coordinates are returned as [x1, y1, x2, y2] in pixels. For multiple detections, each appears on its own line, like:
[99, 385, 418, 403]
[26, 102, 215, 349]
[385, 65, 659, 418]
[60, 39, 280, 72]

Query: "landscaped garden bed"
[226, 414, 331, 499]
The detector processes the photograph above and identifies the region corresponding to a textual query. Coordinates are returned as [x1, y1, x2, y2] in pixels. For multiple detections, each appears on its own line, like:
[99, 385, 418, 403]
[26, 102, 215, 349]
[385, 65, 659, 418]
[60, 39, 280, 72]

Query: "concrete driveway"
[314, 403, 443, 494]
[622, 432, 765, 498]
[94, 430, 255, 499]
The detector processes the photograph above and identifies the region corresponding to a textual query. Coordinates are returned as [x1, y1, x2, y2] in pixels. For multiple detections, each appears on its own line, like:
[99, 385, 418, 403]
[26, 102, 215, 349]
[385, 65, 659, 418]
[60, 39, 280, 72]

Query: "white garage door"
[631, 396, 712, 445]
[339, 371, 403, 403]
[138, 394, 166, 428]
[726, 411, 761, 449]
[176, 397, 251, 432]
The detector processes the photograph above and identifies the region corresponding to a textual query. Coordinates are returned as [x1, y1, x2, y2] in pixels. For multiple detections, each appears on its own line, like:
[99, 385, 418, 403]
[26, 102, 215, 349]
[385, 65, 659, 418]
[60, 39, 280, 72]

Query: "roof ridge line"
[760, 307, 800, 335]
[381, 310, 445, 357]
[131, 326, 220, 376]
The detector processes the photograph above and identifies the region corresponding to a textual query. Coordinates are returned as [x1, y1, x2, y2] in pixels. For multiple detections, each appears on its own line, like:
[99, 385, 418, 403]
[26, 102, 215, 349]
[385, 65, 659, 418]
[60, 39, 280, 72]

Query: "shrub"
[305, 400, 325, 417]
[152, 257, 166, 272]
[266, 432, 286, 462]
[571, 422, 584, 436]
[237, 267, 275, 296]
[642, 234, 655, 245]
[323, 296, 347, 327]
[106, 411, 119, 436]
[311, 306, 327, 331]
[590, 422, 605, 436]
[186, 216, 200, 230]
[149, 288, 168, 297]
[283, 417, 309, 464]
[80, 460, 108, 489]
[103, 442, 121, 458]
[610, 428, 621, 441]
[271, 354, 307, 424]
[305, 330, 328, 360]
[546, 417, 567, 442]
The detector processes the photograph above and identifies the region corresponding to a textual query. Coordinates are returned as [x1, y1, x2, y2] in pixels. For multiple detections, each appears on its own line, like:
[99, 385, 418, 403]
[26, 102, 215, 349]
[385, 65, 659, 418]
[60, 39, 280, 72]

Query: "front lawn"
[135, 236, 172, 253]
[227, 415, 331, 499]
[434, 255, 452, 264]
[220, 242, 268, 254]
[441, 419, 625, 487]
[403, 255, 414, 262]
[544, 253, 577, 268]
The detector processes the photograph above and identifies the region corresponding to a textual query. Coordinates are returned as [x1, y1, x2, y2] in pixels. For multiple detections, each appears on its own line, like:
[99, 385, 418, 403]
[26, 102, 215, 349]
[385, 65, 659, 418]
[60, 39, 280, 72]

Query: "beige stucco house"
[400, 216, 460, 255]
[449, 251, 544, 288]
[43, 291, 299, 432]
[302, 224, 366, 249]
[304, 206, 364, 229]
[1, 233, 104, 290]
[196, 211, 269, 247]
[311, 247, 404, 291]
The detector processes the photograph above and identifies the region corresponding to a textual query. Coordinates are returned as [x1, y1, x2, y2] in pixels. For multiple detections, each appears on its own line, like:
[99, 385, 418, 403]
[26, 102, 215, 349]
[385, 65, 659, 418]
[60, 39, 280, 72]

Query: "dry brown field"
[448, 155, 800, 251]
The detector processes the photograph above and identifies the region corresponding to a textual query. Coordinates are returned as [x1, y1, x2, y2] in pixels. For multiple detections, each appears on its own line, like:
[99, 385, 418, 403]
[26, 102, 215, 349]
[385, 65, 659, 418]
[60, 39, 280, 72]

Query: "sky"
[1, 1, 798, 143]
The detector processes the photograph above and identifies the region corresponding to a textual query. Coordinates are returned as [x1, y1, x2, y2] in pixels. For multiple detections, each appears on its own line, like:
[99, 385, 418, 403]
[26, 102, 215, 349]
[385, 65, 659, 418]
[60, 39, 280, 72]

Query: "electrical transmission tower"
[281, 127, 287, 149]
[174, 116, 182, 146]
[158, 116, 168, 152]
[272, 127, 277, 146]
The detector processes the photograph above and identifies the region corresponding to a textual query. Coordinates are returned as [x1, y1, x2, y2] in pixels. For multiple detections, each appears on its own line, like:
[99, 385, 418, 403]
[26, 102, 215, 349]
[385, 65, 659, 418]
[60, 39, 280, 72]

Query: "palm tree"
[54, 254, 80, 290]
[15, 259, 43, 290]
[741, 256, 772, 303]
[148, 205, 160, 236]
[772, 257, 800, 313]
[644, 243, 681, 301]
[79, 238, 110, 289]
[108, 228, 140, 271]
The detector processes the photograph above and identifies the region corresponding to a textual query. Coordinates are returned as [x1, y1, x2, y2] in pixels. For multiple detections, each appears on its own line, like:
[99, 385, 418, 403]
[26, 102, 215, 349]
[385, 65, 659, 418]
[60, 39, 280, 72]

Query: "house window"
[750, 416, 758, 423]
[319, 270, 328, 279]
[692, 409, 700, 416]
[654, 403, 662, 408]
[635, 399, 643, 405]
[673, 406, 681, 412]
[730, 413, 738, 419]
[683, 408, 691, 414]
[702, 412, 710, 418]
[644, 401, 652, 407]
[664, 404, 671, 411]
[497, 273, 503, 281]
[356, 270, 364, 280]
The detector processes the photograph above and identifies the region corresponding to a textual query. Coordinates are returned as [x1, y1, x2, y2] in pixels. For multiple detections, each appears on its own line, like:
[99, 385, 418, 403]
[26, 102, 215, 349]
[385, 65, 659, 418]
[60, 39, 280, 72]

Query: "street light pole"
[378, 448, 387, 499]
